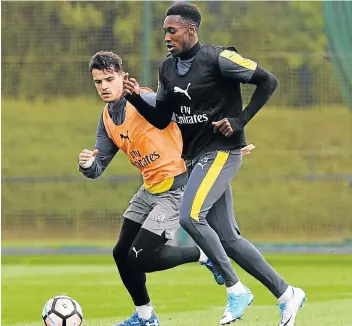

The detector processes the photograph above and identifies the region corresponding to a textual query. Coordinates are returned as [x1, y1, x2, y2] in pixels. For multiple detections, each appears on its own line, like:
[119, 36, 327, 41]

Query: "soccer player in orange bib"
[79, 51, 254, 326]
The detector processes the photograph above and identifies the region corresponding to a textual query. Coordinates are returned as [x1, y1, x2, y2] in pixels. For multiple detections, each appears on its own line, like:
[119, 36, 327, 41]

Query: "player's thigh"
[207, 185, 241, 241]
[141, 187, 183, 240]
[129, 228, 167, 262]
[180, 150, 242, 222]
[113, 218, 143, 260]
[123, 185, 153, 225]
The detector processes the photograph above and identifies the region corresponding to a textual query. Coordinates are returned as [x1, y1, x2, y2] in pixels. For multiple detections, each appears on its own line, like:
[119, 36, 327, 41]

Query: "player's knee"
[179, 210, 194, 232]
[220, 230, 242, 252]
[112, 242, 126, 265]
[179, 203, 192, 229]
[127, 246, 144, 264]
[127, 247, 150, 270]
[179, 216, 190, 231]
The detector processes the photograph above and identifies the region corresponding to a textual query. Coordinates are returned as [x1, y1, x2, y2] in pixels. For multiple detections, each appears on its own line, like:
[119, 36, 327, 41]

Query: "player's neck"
[108, 96, 126, 110]
[178, 42, 201, 61]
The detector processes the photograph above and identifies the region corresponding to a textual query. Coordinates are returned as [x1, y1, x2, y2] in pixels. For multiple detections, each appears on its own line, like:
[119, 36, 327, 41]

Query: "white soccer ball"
[42, 295, 83, 326]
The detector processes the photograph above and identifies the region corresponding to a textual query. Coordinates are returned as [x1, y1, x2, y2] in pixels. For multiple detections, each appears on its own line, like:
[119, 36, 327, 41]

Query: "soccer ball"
[42, 295, 83, 326]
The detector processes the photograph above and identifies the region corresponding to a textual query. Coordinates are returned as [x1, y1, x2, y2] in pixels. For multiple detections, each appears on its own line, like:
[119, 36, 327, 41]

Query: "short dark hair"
[89, 51, 123, 73]
[166, 2, 201, 29]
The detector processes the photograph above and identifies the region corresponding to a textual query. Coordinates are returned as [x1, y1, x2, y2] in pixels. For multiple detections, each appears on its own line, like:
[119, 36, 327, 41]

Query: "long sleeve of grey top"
[218, 55, 278, 132]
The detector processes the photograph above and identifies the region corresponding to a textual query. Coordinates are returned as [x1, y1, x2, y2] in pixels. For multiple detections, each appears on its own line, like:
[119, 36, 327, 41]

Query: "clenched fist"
[78, 149, 98, 168]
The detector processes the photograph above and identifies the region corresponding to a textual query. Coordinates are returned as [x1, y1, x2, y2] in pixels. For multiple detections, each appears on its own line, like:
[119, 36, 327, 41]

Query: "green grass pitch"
[2, 254, 351, 326]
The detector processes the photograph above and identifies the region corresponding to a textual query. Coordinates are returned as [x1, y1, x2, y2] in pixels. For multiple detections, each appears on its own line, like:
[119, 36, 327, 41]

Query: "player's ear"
[188, 24, 196, 36]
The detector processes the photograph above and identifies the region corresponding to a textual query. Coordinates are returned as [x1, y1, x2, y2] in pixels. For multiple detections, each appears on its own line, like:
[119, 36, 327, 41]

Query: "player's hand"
[79, 149, 98, 168]
[241, 144, 255, 156]
[122, 73, 140, 96]
[212, 118, 233, 137]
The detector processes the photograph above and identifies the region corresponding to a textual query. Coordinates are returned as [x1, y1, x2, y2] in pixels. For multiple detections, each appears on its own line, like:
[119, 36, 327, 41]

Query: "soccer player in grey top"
[124, 2, 306, 325]
[79, 51, 229, 326]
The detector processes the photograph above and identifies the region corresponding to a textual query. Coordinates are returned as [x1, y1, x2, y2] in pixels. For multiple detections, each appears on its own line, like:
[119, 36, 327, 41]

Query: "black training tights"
[113, 219, 200, 306]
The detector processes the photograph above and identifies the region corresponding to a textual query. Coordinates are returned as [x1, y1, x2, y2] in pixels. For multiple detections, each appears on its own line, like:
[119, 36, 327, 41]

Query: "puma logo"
[155, 213, 166, 226]
[132, 247, 143, 258]
[174, 83, 191, 100]
[146, 321, 159, 326]
[120, 131, 132, 143]
[197, 157, 209, 170]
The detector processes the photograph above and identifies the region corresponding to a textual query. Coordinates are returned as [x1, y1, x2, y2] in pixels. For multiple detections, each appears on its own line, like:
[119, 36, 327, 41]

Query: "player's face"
[163, 15, 196, 57]
[92, 68, 124, 103]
